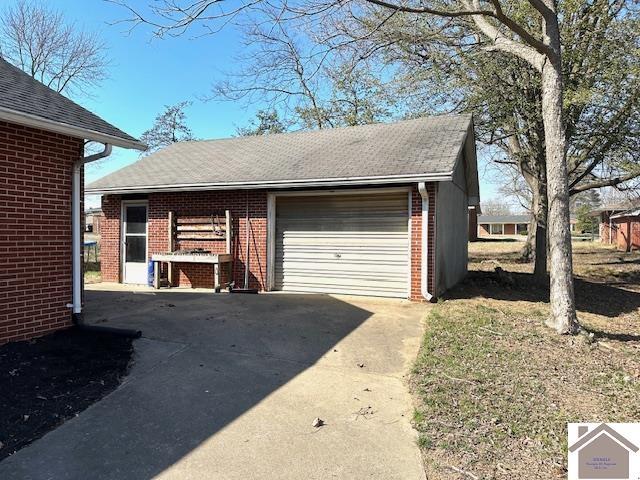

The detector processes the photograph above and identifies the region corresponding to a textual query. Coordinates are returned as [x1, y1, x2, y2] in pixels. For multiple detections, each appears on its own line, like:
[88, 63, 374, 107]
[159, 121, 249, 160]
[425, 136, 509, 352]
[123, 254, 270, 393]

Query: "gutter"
[86, 172, 455, 195]
[0, 106, 146, 150]
[69, 143, 141, 339]
[418, 182, 434, 301]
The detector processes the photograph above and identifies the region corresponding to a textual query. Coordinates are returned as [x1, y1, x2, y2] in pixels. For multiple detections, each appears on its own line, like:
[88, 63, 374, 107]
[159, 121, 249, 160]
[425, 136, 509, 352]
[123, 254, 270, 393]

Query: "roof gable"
[0, 57, 143, 150]
[87, 114, 475, 194]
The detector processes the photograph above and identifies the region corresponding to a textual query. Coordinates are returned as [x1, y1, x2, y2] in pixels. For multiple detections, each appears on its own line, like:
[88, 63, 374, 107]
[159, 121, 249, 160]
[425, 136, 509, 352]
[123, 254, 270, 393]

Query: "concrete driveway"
[0, 284, 428, 480]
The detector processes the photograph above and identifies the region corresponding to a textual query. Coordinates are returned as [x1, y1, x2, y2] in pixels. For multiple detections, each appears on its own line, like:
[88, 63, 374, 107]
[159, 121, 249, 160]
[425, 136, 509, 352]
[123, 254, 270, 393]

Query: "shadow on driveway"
[0, 287, 426, 480]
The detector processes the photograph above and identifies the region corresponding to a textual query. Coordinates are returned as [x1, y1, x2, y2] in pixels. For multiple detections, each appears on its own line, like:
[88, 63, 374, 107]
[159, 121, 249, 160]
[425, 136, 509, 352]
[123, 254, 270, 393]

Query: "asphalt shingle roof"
[87, 114, 473, 193]
[0, 57, 142, 148]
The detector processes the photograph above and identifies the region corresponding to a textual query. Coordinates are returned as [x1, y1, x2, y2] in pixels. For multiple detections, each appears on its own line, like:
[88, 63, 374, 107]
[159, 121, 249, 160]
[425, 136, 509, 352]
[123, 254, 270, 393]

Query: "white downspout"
[418, 182, 433, 301]
[70, 143, 112, 315]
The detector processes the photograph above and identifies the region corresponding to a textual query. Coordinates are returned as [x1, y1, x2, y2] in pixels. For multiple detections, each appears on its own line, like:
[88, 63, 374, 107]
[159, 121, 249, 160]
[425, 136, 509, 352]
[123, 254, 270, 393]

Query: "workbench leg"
[213, 263, 221, 293]
[153, 261, 160, 289]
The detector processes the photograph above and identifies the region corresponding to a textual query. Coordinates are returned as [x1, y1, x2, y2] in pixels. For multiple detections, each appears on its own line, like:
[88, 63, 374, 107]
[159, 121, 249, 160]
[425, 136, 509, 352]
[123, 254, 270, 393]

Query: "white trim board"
[0, 106, 145, 150]
[87, 174, 452, 195]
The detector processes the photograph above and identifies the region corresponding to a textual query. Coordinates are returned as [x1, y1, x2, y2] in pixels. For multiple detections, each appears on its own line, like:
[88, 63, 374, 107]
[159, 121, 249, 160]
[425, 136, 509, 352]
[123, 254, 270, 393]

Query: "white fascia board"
[86, 172, 454, 195]
[0, 106, 146, 151]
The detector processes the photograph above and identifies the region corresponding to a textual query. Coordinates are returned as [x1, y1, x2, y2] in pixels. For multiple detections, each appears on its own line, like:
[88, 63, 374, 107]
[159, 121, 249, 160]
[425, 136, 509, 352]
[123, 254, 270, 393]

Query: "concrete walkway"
[0, 285, 428, 480]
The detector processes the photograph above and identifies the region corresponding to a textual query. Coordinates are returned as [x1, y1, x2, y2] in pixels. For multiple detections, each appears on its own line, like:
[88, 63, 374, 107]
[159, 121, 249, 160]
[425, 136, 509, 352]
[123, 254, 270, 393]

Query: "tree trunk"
[528, 183, 548, 280]
[533, 193, 548, 279]
[519, 158, 547, 279]
[540, 12, 580, 334]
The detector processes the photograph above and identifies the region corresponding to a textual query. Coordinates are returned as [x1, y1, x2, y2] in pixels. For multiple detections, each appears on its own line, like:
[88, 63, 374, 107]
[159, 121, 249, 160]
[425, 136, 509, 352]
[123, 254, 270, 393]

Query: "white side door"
[122, 202, 148, 284]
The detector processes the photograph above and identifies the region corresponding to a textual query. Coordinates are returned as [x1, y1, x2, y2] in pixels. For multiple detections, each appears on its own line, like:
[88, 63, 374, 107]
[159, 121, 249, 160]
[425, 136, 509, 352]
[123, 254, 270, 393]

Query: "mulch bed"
[0, 327, 134, 460]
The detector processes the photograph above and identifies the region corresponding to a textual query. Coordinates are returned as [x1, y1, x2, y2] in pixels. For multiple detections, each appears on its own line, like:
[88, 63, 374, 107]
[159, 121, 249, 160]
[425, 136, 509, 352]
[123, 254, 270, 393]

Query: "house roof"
[611, 208, 640, 220]
[569, 424, 639, 453]
[592, 198, 640, 215]
[0, 57, 144, 150]
[86, 114, 478, 195]
[478, 214, 530, 224]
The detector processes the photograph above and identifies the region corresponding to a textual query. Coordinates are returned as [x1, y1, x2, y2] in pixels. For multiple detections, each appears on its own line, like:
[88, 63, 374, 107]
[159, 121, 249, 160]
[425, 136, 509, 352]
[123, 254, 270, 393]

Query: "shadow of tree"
[448, 270, 640, 319]
[582, 328, 640, 343]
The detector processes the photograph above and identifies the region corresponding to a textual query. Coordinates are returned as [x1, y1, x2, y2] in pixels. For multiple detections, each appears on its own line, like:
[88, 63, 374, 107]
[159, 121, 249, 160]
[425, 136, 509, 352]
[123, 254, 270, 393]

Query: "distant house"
[85, 208, 104, 234]
[476, 213, 578, 238]
[477, 214, 530, 237]
[569, 423, 638, 479]
[592, 200, 640, 251]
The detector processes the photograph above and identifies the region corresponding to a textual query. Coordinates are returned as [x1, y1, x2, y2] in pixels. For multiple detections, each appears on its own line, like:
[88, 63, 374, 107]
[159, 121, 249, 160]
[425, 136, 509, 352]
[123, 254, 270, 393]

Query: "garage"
[274, 190, 410, 298]
[88, 114, 480, 301]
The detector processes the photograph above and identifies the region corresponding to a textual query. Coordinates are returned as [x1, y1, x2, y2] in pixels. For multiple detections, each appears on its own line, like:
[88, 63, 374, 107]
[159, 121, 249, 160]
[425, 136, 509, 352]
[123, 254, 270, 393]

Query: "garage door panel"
[275, 192, 409, 298]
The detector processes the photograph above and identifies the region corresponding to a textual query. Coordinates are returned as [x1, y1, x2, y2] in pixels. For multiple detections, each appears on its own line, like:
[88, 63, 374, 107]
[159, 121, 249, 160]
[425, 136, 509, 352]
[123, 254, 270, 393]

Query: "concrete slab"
[0, 285, 428, 480]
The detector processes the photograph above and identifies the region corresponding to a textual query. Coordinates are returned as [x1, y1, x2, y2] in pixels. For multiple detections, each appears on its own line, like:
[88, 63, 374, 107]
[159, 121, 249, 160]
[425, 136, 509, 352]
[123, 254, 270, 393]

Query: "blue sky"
[41, 0, 500, 207]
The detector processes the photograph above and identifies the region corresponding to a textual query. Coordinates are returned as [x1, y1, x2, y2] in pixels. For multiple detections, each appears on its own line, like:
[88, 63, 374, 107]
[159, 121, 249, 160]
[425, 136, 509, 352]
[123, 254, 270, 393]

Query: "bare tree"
[482, 199, 514, 216]
[0, 0, 108, 96]
[107, 0, 582, 334]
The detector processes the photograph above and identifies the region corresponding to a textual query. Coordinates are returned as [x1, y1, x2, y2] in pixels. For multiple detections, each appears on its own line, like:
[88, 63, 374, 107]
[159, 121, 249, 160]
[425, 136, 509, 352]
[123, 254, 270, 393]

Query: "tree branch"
[570, 170, 640, 195]
[363, 0, 494, 17]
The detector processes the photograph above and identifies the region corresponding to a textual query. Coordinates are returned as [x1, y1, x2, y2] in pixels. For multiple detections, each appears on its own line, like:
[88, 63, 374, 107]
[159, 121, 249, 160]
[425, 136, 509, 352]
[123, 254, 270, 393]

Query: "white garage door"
[275, 191, 409, 298]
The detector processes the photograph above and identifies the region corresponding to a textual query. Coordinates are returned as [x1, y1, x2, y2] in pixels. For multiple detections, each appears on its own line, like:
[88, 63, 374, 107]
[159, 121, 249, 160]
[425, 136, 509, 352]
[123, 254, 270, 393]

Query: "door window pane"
[126, 236, 146, 263]
[126, 206, 147, 234]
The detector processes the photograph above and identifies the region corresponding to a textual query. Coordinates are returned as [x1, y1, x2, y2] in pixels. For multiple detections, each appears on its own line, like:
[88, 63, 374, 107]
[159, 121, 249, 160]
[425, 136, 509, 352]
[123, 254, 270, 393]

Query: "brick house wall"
[478, 224, 490, 237]
[0, 121, 83, 344]
[101, 184, 436, 301]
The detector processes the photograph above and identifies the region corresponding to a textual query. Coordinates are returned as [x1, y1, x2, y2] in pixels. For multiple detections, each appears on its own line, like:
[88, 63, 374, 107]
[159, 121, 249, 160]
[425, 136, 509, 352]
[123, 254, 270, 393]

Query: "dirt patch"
[412, 241, 640, 479]
[0, 328, 133, 460]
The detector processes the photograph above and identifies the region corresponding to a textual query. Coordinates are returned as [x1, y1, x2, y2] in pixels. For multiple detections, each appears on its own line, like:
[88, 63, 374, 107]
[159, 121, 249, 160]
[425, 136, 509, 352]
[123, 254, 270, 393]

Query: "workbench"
[151, 209, 234, 292]
[151, 253, 233, 292]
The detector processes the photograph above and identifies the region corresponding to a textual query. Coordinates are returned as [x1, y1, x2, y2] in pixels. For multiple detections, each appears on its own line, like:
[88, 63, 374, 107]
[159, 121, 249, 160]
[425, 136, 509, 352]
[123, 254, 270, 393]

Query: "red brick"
[102, 186, 436, 300]
[0, 121, 83, 344]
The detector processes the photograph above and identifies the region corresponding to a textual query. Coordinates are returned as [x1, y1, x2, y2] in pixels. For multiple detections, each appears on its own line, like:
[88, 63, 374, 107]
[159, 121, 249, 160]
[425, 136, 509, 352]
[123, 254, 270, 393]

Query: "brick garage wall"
[101, 191, 268, 289]
[410, 183, 436, 301]
[478, 224, 490, 237]
[614, 216, 640, 252]
[101, 195, 123, 282]
[149, 191, 267, 290]
[0, 121, 83, 344]
[102, 185, 435, 300]
[468, 207, 478, 241]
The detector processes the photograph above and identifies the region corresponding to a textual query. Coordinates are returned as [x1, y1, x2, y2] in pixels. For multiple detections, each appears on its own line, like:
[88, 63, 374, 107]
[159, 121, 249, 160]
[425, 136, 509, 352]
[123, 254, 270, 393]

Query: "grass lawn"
[412, 240, 640, 479]
[84, 235, 102, 284]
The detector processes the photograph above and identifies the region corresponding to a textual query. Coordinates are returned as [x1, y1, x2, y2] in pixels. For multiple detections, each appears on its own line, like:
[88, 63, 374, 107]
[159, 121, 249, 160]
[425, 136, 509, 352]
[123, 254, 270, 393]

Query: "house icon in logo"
[569, 424, 639, 479]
